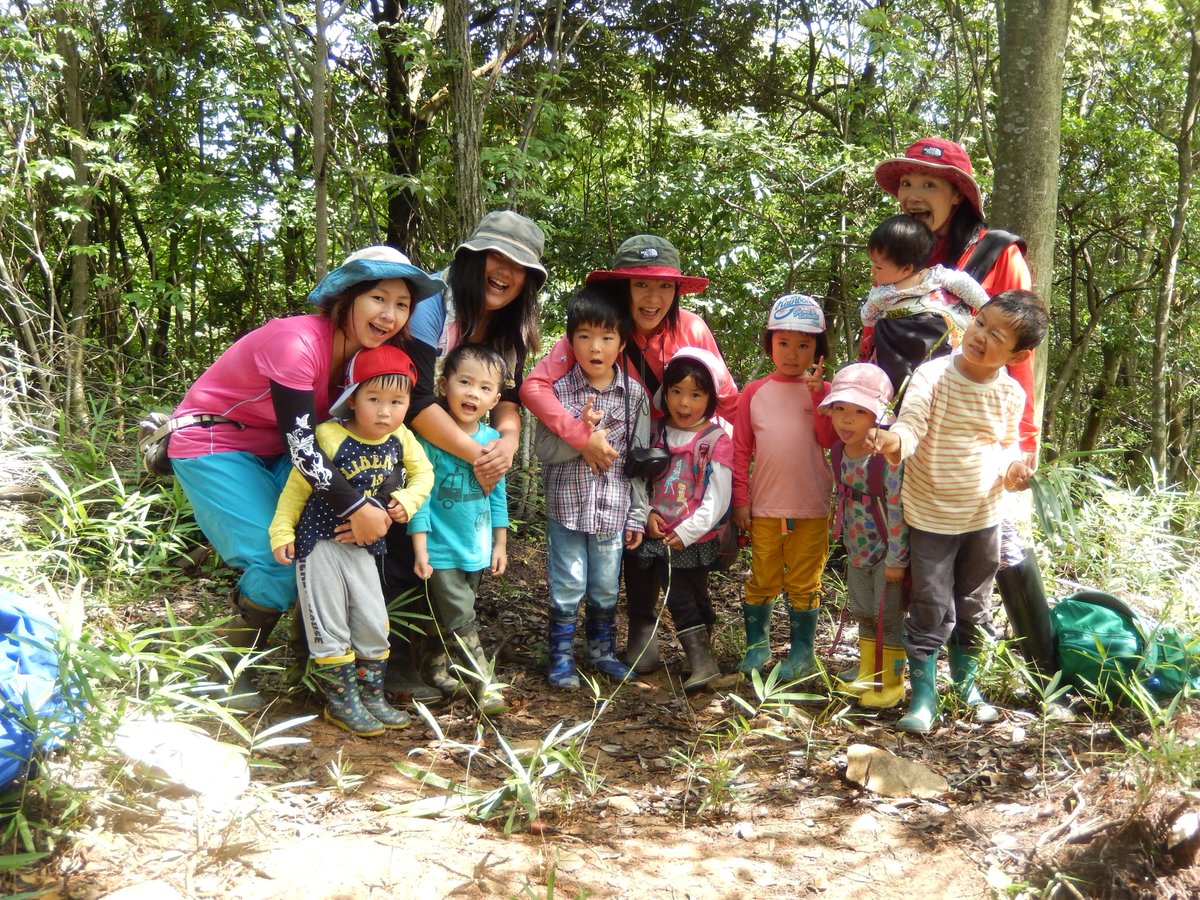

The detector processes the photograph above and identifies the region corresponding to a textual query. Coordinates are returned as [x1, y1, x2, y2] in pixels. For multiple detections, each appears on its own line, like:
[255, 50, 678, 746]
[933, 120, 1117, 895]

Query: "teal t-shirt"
[408, 423, 508, 571]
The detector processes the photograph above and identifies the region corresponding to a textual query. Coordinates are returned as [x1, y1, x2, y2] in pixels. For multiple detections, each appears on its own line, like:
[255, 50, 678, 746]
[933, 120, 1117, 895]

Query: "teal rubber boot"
[896, 650, 940, 734]
[773, 606, 820, 682]
[735, 601, 774, 673]
[948, 642, 1000, 724]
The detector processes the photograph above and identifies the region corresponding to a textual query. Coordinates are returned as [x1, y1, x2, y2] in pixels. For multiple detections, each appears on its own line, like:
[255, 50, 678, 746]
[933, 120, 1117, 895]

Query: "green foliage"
[394, 712, 597, 833]
[0, 595, 310, 866]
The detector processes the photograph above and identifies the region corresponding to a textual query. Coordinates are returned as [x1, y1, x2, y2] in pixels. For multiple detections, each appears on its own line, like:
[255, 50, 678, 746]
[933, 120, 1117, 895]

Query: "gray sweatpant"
[295, 540, 390, 662]
[903, 525, 999, 661]
[846, 563, 905, 647]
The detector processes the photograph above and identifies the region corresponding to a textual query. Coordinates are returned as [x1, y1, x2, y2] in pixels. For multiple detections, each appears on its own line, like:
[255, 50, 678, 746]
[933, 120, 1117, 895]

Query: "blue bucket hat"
[307, 246, 446, 306]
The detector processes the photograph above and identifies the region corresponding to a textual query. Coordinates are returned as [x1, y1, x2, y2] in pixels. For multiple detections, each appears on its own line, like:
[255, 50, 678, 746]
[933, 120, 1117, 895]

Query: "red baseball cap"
[330, 345, 418, 420]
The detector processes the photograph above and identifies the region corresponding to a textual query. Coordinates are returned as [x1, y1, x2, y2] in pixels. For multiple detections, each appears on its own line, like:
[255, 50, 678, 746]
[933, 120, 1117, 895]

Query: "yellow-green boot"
[858, 645, 906, 709]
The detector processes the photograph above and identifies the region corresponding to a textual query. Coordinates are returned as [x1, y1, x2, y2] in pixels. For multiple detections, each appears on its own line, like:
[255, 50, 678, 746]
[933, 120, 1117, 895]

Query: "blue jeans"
[546, 519, 624, 619]
[173, 452, 297, 612]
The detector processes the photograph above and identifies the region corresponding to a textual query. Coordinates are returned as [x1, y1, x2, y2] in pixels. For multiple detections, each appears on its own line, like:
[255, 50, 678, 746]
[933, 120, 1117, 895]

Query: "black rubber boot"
[996, 552, 1058, 676]
[385, 629, 443, 705]
[678, 625, 720, 692]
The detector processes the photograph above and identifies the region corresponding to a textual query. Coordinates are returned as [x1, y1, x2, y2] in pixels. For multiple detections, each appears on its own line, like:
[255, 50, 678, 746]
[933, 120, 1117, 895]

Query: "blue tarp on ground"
[0, 588, 74, 792]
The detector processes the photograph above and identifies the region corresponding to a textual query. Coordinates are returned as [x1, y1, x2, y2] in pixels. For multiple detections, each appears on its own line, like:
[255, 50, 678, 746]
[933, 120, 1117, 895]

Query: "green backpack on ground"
[1050, 590, 1200, 703]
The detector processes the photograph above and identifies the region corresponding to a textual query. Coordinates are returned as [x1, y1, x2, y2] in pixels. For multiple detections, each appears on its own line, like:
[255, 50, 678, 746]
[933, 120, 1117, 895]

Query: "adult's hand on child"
[645, 510, 667, 540]
[273, 543, 295, 566]
[732, 504, 752, 533]
[625, 529, 643, 551]
[805, 356, 825, 393]
[884, 565, 906, 585]
[582, 428, 618, 474]
[343, 502, 391, 545]
[473, 436, 515, 492]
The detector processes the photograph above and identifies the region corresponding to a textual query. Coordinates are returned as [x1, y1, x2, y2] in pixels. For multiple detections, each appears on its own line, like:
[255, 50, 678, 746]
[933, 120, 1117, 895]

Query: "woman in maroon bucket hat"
[873, 137, 1056, 717]
[520, 234, 740, 675]
[873, 136, 1035, 456]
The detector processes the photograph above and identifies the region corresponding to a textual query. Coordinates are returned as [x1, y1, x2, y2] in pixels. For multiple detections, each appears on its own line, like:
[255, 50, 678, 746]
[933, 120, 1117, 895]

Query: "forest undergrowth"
[1, 403, 1199, 898]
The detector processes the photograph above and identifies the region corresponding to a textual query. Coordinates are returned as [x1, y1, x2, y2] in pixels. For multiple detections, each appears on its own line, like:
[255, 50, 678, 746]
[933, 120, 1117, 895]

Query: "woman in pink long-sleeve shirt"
[520, 234, 739, 674]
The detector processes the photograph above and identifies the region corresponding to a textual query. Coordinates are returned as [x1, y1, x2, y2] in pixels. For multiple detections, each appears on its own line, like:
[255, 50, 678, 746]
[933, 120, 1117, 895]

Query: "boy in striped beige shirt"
[870, 289, 1049, 734]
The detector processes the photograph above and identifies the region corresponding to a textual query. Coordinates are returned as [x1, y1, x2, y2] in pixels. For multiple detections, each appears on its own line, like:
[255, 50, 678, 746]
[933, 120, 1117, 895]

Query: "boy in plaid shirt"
[533, 287, 649, 689]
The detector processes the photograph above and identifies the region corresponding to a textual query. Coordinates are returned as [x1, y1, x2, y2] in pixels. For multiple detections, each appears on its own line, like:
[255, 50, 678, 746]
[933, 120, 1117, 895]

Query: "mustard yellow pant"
[744, 516, 829, 610]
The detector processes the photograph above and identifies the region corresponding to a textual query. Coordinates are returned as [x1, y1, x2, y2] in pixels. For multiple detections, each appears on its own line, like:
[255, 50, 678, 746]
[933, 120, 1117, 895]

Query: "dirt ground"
[10, 532, 1200, 900]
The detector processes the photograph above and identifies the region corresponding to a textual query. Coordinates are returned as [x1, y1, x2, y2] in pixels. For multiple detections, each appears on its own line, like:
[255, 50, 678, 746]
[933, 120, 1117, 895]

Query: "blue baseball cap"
[307, 246, 446, 306]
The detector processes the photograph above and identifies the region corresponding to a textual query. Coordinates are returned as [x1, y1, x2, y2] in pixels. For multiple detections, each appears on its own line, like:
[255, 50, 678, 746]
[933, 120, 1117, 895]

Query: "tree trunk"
[312, 1, 346, 276]
[57, 24, 93, 429]
[446, 0, 483, 238]
[375, 0, 436, 258]
[1150, 24, 1200, 481]
[991, 0, 1072, 441]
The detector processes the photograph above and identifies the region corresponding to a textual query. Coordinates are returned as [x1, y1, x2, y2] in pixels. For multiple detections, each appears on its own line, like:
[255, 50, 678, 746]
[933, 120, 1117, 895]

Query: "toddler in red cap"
[269, 344, 433, 736]
[819, 363, 908, 708]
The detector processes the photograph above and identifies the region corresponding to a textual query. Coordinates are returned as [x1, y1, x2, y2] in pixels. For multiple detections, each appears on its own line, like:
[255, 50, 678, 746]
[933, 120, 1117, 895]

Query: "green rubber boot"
[947, 642, 1000, 724]
[452, 620, 507, 716]
[773, 607, 820, 682]
[735, 601, 774, 673]
[896, 649, 940, 734]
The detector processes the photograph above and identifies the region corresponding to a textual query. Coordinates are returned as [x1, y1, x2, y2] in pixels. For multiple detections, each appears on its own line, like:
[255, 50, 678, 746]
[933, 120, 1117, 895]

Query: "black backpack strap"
[624, 341, 661, 399]
[963, 229, 1026, 283]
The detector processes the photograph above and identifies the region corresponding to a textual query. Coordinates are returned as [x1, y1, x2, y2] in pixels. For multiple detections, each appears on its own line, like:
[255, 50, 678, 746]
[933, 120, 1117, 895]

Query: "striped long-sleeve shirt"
[889, 354, 1024, 535]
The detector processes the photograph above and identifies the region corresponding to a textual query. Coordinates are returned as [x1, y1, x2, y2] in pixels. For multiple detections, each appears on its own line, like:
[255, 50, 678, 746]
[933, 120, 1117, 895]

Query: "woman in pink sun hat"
[521, 234, 739, 674]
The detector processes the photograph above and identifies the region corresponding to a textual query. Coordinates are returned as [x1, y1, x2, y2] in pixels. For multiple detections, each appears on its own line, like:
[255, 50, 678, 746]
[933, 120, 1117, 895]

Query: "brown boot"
[212, 595, 281, 710]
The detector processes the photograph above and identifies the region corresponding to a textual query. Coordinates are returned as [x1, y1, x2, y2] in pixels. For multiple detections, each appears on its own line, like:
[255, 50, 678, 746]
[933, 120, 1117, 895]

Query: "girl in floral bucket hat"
[521, 233, 739, 675]
[168, 245, 443, 709]
[818, 363, 909, 710]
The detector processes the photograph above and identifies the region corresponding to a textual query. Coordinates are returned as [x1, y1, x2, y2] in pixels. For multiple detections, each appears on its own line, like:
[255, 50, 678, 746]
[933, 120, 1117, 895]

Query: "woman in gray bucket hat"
[404, 210, 547, 484]
[379, 210, 548, 702]
[167, 246, 445, 708]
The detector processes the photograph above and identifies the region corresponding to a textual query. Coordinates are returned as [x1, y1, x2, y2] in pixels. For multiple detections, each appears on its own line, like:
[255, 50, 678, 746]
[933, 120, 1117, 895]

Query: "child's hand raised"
[580, 395, 604, 430]
[805, 356, 825, 393]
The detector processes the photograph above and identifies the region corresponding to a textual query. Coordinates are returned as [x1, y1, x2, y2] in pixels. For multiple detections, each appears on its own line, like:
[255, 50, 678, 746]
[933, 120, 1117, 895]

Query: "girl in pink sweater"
[732, 294, 836, 682]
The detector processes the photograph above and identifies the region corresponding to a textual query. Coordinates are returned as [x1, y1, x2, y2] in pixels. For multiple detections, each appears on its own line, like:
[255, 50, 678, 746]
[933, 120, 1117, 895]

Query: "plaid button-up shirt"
[534, 364, 649, 536]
